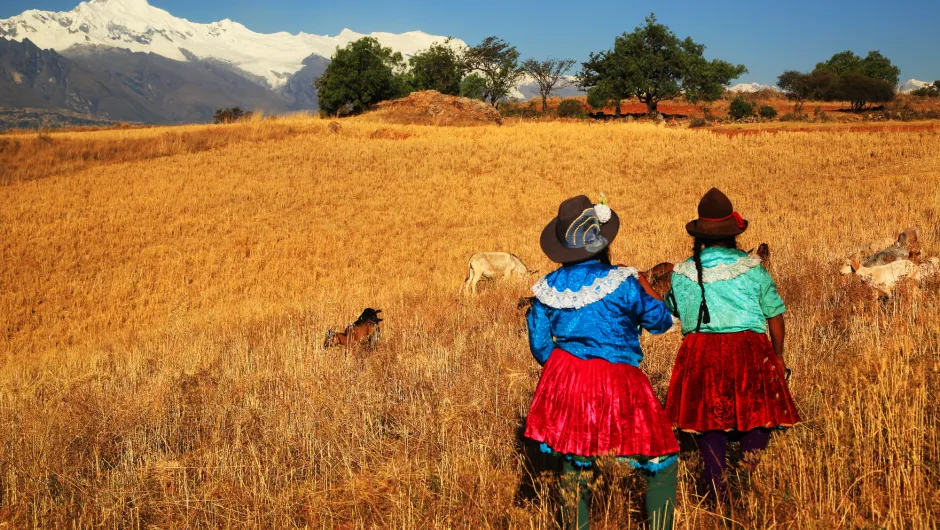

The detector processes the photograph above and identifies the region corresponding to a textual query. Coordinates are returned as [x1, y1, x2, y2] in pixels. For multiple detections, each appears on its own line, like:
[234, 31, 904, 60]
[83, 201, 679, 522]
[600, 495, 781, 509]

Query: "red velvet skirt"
[666, 331, 800, 433]
[525, 349, 679, 459]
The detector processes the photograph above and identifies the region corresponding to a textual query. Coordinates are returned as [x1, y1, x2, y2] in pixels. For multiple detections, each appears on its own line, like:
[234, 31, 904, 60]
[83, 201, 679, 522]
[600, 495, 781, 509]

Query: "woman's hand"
[637, 274, 663, 301]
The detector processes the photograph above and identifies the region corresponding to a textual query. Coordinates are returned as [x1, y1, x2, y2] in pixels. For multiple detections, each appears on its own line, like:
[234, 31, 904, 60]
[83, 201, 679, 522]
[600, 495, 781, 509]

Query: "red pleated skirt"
[666, 331, 800, 433]
[525, 349, 679, 458]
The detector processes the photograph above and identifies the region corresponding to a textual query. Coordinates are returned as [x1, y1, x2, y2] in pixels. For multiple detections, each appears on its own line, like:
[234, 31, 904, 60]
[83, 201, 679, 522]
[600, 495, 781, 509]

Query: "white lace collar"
[673, 256, 762, 284]
[532, 267, 639, 309]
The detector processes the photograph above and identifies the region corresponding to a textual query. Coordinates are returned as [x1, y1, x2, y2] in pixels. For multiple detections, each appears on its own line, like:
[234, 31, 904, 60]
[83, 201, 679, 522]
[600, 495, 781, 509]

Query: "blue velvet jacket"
[527, 261, 674, 367]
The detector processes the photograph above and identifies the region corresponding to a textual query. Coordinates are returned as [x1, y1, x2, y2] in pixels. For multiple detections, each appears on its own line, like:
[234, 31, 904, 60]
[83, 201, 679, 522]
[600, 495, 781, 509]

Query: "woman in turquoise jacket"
[665, 188, 800, 502]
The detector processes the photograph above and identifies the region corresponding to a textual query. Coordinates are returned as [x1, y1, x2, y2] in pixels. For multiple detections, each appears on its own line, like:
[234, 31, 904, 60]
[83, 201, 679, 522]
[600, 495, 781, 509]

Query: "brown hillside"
[360, 90, 502, 126]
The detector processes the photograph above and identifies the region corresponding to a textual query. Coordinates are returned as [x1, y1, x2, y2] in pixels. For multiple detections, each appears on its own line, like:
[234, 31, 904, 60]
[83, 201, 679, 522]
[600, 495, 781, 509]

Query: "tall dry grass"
[0, 117, 938, 528]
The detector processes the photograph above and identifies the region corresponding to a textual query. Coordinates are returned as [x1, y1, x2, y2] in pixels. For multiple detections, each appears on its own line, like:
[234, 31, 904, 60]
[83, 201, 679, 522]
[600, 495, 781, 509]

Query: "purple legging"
[698, 429, 770, 499]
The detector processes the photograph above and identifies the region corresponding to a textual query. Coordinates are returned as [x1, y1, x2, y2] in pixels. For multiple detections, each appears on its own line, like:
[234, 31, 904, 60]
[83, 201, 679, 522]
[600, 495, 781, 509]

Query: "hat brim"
[686, 217, 748, 240]
[540, 211, 620, 264]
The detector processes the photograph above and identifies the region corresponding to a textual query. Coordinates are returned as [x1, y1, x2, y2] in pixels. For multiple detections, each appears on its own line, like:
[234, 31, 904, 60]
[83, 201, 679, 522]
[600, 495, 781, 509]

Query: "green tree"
[815, 50, 900, 85]
[577, 15, 746, 115]
[406, 40, 466, 95]
[578, 52, 630, 115]
[777, 70, 834, 112]
[460, 73, 488, 101]
[464, 37, 524, 106]
[832, 73, 895, 111]
[860, 50, 900, 85]
[815, 50, 863, 77]
[520, 57, 577, 112]
[684, 59, 749, 108]
[315, 37, 408, 116]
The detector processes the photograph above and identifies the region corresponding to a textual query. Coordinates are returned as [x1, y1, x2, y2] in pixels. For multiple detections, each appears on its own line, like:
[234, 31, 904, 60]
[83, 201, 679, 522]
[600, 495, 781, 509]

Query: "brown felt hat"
[685, 188, 749, 240]
[540, 195, 620, 264]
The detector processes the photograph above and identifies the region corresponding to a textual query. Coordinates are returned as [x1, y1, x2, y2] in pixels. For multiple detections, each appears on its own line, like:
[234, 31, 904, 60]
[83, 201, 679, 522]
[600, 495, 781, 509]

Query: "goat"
[323, 308, 383, 351]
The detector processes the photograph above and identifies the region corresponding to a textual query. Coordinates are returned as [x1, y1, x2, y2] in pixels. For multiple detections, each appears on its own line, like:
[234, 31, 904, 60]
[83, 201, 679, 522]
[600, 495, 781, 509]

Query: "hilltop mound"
[363, 91, 502, 126]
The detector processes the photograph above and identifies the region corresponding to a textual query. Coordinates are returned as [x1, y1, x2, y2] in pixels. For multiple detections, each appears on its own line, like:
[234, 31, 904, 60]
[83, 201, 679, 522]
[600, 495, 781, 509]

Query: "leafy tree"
[860, 51, 901, 85]
[407, 40, 466, 95]
[815, 50, 900, 85]
[684, 59, 749, 112]
[578, 52, 630, 115]
[460, 73, 488, 100]
[815, 51, 862, 77]
[464, 37, 524, 106]
[777, 70, 834, 112]
[577, 15, 746, 115]
[832, 73, 895, 111]
[315, 37, 408, 116]
[520, 57, 577, 112]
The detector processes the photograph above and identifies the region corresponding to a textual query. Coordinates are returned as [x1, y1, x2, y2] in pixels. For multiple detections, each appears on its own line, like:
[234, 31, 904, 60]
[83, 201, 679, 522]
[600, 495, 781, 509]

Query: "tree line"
[313, 14, 911, 117]
[777, 51, 901, 112]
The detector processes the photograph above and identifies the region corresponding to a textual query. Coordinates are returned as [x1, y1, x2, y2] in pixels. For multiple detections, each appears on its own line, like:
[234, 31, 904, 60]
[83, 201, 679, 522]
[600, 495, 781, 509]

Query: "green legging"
[561, 460, 677, 530]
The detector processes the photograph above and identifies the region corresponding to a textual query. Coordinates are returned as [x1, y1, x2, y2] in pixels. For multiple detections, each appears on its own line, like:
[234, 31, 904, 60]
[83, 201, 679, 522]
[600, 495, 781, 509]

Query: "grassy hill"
[1, 116, 938, 528]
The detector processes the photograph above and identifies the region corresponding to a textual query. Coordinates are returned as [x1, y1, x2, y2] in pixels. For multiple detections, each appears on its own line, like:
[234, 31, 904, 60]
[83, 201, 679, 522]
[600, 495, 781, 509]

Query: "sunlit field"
[1, 116, 938, 528]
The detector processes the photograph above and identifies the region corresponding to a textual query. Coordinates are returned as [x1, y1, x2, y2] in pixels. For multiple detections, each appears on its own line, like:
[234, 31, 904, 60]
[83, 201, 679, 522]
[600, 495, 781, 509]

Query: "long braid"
[693, 237, 711, 332]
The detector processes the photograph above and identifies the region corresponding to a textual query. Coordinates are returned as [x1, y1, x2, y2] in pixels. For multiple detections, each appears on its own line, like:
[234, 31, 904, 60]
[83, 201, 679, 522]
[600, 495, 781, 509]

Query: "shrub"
[759, 105, 778, 119]
[689, 116, 710, 128]
[728, 97, 755, 120]
[499, 100, 540, 118]
[779, 112, 807, 122]
[213, 107, 253, 124]
[885, 101, 921, 121]
[556, 99, 587, 119]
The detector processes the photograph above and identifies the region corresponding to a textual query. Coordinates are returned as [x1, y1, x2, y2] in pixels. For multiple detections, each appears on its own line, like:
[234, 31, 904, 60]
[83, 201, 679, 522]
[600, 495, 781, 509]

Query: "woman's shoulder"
[533, 264, 639, 309]
[672, 253, 762, 284]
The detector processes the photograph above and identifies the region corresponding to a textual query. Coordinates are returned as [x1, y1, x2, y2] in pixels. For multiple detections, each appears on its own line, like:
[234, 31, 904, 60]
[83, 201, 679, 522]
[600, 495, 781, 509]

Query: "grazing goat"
[839, 228, 937, 295]
[844, 257, 940, 295]
[323, 308, 383, 351]
[464, 252, 535, 294]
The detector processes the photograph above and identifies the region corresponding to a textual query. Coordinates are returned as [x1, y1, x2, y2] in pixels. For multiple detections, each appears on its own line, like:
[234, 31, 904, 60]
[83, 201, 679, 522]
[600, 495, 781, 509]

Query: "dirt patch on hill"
[363, 91, 503, 126]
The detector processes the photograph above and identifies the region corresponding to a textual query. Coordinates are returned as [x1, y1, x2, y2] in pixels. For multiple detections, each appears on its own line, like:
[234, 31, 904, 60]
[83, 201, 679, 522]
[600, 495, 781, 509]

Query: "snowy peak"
[728, 82, 777, 93]
[898, 79, 931, 93]
[0, 0, 463, 88]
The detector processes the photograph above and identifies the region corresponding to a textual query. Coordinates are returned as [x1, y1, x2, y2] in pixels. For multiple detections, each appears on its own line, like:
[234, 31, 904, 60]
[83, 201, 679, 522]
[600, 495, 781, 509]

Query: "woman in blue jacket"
[525, 195, 679, 530]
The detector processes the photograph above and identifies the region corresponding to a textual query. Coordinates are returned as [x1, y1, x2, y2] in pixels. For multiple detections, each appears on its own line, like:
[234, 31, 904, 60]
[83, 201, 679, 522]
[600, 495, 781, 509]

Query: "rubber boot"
[643, 461, 677, 530]
[561, 460, 590, 530]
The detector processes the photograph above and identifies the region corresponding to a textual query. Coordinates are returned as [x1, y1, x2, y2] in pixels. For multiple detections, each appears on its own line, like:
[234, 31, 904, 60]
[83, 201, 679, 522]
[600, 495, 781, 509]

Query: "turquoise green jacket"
[665, 247, 785, 335]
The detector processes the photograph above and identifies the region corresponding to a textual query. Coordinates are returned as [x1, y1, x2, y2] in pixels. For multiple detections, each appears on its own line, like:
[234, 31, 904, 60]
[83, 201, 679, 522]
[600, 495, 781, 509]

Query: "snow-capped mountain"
[0, 0, 462, 88]
[728, 82, 777, 93]
[897, 79, 931, 93]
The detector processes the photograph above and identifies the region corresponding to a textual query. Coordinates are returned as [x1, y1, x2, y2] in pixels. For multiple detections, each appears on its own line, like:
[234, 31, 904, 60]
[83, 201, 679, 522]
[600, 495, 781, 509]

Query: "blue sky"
[3, 0, 938, 84]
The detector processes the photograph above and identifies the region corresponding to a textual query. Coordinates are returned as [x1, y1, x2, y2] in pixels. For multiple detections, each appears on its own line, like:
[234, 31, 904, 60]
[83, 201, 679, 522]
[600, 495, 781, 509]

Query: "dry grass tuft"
[0, 117, 938, 528]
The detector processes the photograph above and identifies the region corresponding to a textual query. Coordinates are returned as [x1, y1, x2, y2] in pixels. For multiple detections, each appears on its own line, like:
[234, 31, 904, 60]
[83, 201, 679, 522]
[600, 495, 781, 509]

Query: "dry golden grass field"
[1, 115, 939, 529]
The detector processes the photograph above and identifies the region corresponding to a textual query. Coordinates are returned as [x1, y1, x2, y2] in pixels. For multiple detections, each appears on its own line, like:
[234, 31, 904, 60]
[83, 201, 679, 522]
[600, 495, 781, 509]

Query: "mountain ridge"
[0, 0, 462, 89]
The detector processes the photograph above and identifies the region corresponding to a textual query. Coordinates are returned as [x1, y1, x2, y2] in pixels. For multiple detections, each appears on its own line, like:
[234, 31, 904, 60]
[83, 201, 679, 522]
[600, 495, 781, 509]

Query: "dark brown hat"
[540, 195, 620, 264]
[685, 188, 749, 240]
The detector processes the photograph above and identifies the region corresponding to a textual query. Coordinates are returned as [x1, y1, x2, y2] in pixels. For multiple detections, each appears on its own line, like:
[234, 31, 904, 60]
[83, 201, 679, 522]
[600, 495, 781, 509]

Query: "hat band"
[563, 208, 608, 252]
[699, 211, 746, 229]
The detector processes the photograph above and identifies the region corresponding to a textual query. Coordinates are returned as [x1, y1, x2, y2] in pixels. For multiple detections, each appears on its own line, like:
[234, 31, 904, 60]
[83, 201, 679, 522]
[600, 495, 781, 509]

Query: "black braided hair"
[693, 237, 711, 332]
